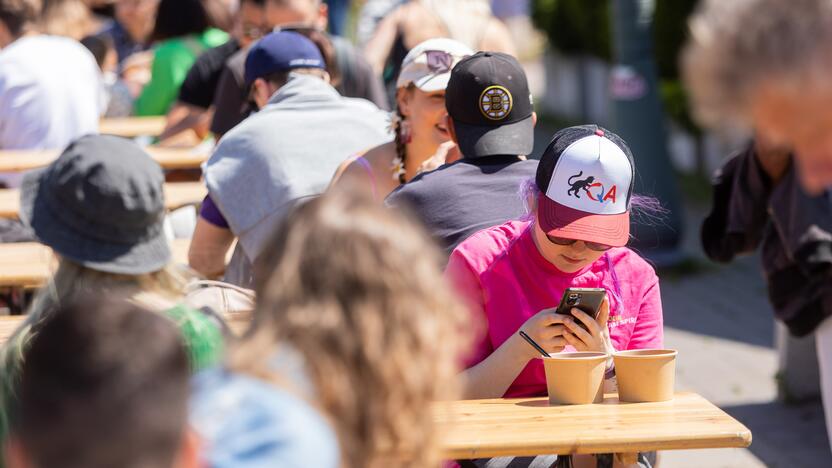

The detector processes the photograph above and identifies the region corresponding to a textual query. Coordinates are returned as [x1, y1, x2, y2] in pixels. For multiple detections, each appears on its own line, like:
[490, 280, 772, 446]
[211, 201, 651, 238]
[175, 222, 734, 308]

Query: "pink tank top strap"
[354, 155, 379, 201]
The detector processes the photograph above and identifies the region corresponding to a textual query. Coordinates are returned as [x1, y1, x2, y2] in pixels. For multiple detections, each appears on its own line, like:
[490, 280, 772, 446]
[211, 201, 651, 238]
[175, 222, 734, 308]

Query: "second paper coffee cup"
[542, 351, 607, 405]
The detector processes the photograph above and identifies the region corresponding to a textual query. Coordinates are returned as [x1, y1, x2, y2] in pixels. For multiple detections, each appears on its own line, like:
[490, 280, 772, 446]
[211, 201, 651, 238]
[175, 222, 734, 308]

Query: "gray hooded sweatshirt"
[205, 73, 392, 284]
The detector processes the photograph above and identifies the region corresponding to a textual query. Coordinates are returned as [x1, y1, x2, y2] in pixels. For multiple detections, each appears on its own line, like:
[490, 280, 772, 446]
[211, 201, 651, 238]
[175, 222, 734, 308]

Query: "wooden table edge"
[440, 430, 752, 459]
[0, 148, 208, 172]
[436, 393, 753, 459]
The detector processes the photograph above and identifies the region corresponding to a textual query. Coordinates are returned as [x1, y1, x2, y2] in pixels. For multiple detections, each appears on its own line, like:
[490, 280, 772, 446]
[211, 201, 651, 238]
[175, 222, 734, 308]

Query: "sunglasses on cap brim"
[546, 234, 612, 252]
[424, 50, 470, 74]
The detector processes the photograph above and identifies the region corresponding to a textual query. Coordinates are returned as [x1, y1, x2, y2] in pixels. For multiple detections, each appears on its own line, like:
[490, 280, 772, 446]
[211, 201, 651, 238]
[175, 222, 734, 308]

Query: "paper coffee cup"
[542, 352, 608, 405]
[613, 349, 677, 402]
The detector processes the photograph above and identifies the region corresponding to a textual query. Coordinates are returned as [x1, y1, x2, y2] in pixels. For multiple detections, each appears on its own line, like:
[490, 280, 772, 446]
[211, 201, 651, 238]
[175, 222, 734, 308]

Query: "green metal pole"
[610, 0, 684, 264]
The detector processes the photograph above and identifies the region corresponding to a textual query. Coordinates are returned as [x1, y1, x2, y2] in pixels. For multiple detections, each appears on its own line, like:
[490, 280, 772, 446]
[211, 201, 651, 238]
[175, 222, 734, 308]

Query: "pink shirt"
[446, 220, 664, 398]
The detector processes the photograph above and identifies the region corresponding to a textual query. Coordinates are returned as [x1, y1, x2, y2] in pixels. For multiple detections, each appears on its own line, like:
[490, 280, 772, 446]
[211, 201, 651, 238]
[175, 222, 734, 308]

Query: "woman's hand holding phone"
[517, 309, 568, 359]
[553, 296, 614, 354]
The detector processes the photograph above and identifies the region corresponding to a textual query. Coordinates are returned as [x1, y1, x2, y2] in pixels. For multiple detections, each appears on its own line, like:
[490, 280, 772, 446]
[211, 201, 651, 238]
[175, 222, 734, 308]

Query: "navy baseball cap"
[445, 52, 534, 158]
[244, 30, 325, 86]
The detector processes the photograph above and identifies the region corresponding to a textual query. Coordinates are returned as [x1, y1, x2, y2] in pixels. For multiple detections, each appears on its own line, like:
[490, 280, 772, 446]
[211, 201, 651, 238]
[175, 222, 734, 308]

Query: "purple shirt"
[200, 195, 229, 228]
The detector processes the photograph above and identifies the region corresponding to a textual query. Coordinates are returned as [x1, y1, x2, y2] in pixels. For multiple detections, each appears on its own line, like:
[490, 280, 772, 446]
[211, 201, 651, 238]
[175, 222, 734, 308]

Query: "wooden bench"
[0, 238, 251, 344]
[0, 240, 192, 345]
[0, 182, 207, 219]
[0, 146, 209, 172]
[99, 117, 166, 138]
[0, 239, 192, 288]
[433, 393, 752, 461]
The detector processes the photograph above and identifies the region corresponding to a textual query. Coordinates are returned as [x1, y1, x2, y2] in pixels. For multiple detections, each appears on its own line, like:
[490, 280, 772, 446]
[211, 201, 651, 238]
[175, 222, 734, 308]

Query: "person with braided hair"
[386, 51, 538, 254]
[331, 38, 472, 200]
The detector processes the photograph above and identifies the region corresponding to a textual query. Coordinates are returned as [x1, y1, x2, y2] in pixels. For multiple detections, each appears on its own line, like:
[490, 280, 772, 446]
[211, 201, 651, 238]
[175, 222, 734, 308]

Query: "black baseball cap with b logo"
[445, 52, 534, 158]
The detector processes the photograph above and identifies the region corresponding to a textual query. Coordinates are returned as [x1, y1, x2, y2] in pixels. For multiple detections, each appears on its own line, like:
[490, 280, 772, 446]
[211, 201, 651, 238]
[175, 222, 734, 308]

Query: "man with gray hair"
[684, 0, 832, 194]
[683, 0, 832, 452]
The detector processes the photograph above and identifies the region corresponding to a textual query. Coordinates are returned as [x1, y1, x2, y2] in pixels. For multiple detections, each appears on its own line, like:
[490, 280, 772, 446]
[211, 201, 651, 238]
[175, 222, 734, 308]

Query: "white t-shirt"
[0, 35, 104, 185]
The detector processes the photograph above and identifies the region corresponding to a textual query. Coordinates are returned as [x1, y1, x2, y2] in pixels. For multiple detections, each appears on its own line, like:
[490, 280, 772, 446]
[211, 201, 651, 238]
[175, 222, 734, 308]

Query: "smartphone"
[555, 288, 606, 331]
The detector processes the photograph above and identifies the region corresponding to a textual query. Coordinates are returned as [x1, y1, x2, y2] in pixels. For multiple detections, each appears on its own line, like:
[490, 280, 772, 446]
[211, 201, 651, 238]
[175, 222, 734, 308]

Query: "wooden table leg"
[615, 452, 638, 465]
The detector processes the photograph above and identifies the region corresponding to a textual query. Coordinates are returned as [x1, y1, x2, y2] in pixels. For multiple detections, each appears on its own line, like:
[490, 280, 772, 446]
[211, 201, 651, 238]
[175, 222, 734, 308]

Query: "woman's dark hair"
[10, 295, 190, 468]
[80, 34, 113, 68]
[150, 0, 231, 42]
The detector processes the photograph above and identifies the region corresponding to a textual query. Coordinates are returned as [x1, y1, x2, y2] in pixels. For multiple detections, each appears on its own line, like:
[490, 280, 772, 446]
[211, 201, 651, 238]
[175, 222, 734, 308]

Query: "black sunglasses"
[546, 235, 612, 252]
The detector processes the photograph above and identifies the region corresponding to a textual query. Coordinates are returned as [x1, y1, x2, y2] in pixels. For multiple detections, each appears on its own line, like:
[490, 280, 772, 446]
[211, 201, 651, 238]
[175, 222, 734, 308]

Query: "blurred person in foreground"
[191, 189, 469, 468]
[332, 38, 472, 200]
[188, 30, 390, 285]
[683, 0, 832, 452]
[386, 51, 538, 254]
[209, 0, 388, 140]
[5, 297, 199, 468]
[0, 0, 103, 187]
[685, 0, 832, 196]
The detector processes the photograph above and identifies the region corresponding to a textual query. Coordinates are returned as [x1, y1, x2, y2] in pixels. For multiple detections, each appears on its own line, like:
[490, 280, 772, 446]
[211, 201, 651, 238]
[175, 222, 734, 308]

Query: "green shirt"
[135, 28, 229, 116]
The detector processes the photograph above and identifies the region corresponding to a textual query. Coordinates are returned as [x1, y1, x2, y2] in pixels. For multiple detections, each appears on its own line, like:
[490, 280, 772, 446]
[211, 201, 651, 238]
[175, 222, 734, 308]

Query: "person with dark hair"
[97, 0, 158, 65]
[385, 52, 538, 253]
[209, 0, 388, 140]
[187, 31, 390, 285]
[81, 34, 135, 117]
[80, 33, 116, 68]
[4, 296, 199, 468]
[159, 0, 268, 142]
[134, 0, 230, 116]
[0, 0, 103, 186]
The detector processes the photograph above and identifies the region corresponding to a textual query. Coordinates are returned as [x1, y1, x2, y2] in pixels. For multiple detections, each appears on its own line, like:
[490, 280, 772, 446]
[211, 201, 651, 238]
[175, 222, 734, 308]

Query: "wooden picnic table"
[0, 182, 206, 219]
[99, 116, 166, 138]
[0, 239, 192, 288]
[0, 237, 250, 344]
[434, 392, 751, 461]
[0, 146, 208, 172]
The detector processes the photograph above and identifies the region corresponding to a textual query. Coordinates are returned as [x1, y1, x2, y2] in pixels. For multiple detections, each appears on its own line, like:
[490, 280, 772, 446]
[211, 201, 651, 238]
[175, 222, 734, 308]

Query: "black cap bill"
[445, 51, 534, 158]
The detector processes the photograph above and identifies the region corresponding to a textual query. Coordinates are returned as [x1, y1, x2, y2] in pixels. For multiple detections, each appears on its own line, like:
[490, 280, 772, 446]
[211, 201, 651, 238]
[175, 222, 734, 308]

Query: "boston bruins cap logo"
[479, 86, 512, 120]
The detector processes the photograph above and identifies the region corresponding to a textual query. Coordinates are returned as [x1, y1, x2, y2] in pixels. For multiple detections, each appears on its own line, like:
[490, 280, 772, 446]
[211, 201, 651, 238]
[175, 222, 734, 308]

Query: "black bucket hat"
[19, 134, 171, 275]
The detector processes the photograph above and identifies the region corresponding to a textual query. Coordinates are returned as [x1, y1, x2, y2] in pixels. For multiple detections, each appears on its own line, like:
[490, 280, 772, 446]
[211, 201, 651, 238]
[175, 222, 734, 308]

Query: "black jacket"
[701, 143, 832, 336]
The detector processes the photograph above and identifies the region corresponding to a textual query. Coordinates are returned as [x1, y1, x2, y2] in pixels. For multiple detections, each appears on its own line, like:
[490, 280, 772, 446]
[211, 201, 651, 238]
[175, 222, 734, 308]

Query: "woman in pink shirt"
[447, 125, 664, 401]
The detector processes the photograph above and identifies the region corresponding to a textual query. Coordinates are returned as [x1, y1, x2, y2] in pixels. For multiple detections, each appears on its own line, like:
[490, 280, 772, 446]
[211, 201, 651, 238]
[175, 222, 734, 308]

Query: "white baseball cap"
[396, 38, 474, 92]
[535, 125, 636, 247]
